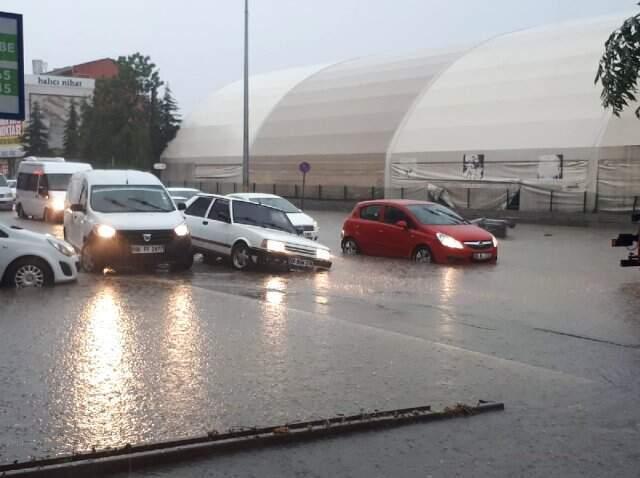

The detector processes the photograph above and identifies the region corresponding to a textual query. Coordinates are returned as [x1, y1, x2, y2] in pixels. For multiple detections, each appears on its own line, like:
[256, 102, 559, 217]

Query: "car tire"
[16, 203, 25, 219]
[5, 257, 53, 288]
[81, 244, 104, 273]
[231, 242, 252, 271]
[413, 246, 433, 264]
[172, 252, 194, 272]
[341, 238, 359, 255]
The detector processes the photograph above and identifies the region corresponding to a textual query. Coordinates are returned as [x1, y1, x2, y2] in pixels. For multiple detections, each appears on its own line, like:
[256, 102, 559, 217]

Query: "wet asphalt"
[0, 210, 639, 477]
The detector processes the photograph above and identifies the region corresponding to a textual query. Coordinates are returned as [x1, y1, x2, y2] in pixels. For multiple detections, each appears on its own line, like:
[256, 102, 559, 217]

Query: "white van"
[15, 157, 92, 222]
[63, 170, 193, 272]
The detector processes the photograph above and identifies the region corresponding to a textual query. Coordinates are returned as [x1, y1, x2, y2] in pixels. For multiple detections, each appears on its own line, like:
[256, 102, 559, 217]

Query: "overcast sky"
[1, 0, 635, 115]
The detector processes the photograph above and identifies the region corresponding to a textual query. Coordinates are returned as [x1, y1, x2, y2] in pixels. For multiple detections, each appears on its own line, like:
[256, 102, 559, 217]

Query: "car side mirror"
[177, 202, 187, 211]
[396, 220, 408, 229]
[70, 203, 85, 213]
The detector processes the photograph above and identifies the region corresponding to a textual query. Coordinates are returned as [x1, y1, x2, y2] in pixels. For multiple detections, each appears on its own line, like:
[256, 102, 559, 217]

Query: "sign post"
[299, 161, 310, 210]
[0, 12, 24, 120]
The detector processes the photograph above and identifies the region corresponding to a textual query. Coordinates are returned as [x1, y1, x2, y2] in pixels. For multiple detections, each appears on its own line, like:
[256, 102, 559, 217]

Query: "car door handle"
[202, 220, 208, 225]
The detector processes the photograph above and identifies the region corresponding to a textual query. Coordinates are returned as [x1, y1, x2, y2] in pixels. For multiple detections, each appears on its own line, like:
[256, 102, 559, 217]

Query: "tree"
[77, 53, 178, 170]
[157, 84, 181, 158]
[63, 101, 80, 158]
[596, 6, 640, 117]
[21, 101, 50, 156]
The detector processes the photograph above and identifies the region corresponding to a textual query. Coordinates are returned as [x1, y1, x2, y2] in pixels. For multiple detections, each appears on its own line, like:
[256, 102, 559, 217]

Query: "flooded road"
[1, 211, 639, 476]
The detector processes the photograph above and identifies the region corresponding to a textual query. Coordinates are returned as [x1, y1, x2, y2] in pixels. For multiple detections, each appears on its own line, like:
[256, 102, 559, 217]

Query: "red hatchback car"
[341, 200, 498, 264]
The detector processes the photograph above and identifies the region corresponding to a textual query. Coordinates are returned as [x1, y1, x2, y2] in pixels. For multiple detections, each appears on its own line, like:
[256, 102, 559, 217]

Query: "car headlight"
[491, 234, 498, 248]
[47, 238, 75, 257]
[313, 220, 319, 231]
[316, 248, 331, 261]
[265, 239, 286, 253]
[174, 223, 190, 237]
[96, 224, 116, 239]
[436, 232, 464, 249]
[51, 197, 65, 211]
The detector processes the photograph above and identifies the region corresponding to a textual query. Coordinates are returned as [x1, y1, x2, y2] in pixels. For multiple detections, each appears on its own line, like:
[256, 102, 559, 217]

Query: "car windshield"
[91, 185, 175, 213]
[252, 197, 300, 214]
[0, 175, 7, 187]
[170, 189, 199, 200]
[232, 200, 297, 234]
[46, 174, 72, 191]
[407, 204, 468, 225]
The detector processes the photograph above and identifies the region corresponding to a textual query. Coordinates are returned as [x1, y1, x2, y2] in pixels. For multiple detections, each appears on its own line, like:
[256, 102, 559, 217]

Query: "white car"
[0, 175, 13, 211]
[7, 179, 17, 199]
[63, 170, 193, 272]
[184, 194, 331, 271]
[228, 193, 319, 240]
[0, 222, 79, 288]
[167, 187, 201, 205]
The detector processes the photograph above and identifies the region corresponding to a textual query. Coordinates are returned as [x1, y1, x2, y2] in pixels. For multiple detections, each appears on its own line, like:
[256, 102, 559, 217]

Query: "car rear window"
[360, 205, 381, 221]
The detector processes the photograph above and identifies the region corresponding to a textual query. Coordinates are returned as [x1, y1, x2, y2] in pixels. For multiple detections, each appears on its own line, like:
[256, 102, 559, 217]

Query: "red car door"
[379, 205, 417, 258]
[351, 204, 384, 255]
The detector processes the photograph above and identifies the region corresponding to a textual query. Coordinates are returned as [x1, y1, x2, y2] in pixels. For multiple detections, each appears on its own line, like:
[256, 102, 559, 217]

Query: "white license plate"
[473, 252, 493, 261]
[289, 257, 313, 268]
[131, 245, 165, 254]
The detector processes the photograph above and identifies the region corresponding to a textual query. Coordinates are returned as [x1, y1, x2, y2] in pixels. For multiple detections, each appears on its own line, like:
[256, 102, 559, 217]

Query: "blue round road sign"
[299, 161, 311, 174]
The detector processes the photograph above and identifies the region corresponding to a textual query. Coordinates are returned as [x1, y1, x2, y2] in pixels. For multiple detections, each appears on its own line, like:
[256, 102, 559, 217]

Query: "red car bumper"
[433, 246, 498, 264]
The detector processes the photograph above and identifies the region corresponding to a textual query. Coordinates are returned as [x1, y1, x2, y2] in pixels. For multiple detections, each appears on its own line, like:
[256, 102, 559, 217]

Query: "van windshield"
[44, 174, 72, 191]
[91, 185, 175, 213]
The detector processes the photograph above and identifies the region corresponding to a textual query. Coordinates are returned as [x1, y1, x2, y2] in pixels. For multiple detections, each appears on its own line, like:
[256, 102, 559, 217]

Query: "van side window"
[79, 182, 88, 207]
[25, 174, 38, 192]
[17, 173, 28, 190]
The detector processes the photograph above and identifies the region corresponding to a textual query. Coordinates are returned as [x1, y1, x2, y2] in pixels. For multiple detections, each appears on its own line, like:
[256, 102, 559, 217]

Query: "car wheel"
[413, 246, 433, 264]
[81, 244, 104, 273]
[341, 238, 359, 255]
[172, 252, 194, 272]
[231, 242, 252, 271]
[6, 257, 53, 288]
[16, 203, 24, 219]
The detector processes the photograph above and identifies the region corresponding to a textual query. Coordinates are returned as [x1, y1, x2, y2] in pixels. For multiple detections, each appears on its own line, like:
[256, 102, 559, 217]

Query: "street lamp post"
[242, 0, 250, 191]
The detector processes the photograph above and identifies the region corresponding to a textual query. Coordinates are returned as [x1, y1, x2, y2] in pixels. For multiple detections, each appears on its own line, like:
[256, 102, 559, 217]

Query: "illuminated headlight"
[47, 238, 75, 257]
[313, 220, 319, 231]
[491, 235, 498, 248]
[265, 240, 286, 253]
[51, 197, 65, 211]
[174, 223, 190, 237]
[316, 248, 331, 261]
[436, 232, 464, 250]
[96, 224, 116, 239]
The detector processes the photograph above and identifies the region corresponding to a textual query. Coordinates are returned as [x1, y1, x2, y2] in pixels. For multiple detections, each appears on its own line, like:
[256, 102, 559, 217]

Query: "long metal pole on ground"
[242, 0, 250, 191]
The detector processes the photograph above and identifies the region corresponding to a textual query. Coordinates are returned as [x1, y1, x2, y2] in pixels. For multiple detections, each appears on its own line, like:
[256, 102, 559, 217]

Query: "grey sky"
[1, 0, 635, 115]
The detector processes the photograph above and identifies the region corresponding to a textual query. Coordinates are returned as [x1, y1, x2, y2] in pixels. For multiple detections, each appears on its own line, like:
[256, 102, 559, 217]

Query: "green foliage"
[21, 101, 50, 156]
[78, 53, 180, 169]
[63, 101, 80, 158]
[596, 6, 640, 117]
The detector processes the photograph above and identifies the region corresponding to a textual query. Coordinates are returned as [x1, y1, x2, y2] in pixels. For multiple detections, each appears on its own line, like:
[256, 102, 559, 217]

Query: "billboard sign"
[0, 12, 24, 120]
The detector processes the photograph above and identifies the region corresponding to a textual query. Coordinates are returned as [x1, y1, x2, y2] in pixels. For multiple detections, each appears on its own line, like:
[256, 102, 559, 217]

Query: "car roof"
[356, 199, 437, 207]
[194, 193, 292, 214]
[167, 187, 200, 192]
[228, 193, 280, 199]
[19, 160, 92, 174]
[80, 170, 163, 186]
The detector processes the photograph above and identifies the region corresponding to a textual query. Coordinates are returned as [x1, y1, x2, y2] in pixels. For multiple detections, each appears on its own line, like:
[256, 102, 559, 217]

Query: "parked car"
[0, 222, 79, 288]
[7, 179, 16, 199]
[228, 193, 319, 240]
[184, 194, 331, 271]
[167, 187, 201, 205]
[0, 175, 13, 211]
[15, 157, 92, 222]
[341, 200, 498, 264]
[63, 170, 193, 273]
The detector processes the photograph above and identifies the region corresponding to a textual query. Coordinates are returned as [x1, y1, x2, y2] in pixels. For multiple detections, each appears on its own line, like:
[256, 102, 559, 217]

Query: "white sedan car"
[228, 193, 319, 240]
[184, 194, 331, 271]
[0, 222, 79, 287]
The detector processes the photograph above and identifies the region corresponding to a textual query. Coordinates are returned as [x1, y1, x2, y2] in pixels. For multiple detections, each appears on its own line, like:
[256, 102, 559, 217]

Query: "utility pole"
[242, 0, 250, 191]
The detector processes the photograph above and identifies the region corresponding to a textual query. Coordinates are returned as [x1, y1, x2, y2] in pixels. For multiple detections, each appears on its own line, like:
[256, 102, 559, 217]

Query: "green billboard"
[0, 12, 24, 120]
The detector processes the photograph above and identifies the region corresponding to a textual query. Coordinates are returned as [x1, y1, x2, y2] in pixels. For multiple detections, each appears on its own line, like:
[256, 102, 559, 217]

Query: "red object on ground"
[341, 199, 498, 264]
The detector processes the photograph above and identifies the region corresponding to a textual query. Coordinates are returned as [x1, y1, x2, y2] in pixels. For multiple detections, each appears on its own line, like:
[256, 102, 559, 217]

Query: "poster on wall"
[462, 153, 484, 180]
[29, 94, 79, 151]
[537, 154, 563, 180]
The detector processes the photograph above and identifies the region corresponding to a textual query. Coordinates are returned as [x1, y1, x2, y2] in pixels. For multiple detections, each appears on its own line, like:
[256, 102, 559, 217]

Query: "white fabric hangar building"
[163, 13, 640, 212]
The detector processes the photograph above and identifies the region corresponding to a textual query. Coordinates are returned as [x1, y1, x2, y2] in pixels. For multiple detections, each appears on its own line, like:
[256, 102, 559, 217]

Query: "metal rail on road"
[0, 401, 504, 477]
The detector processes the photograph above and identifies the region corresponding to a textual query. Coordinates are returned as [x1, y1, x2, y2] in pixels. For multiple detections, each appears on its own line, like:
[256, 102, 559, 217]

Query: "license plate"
[131, 245, 165, 254]
[473, 252, 493, 261]
[289, 257, 313, 268]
